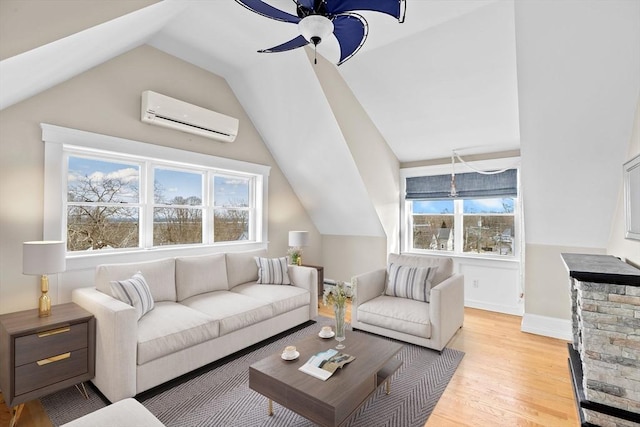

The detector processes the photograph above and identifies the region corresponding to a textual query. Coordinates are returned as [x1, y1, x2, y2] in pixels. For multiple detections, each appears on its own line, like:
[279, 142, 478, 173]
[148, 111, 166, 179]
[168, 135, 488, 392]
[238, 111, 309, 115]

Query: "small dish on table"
[319, 330, 335, 339]
[281, 350, 300, 360]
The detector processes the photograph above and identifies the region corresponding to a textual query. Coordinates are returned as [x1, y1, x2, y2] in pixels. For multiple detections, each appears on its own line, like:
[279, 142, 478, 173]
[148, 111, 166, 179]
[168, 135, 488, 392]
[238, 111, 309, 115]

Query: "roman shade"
[406, 169, 517, 200]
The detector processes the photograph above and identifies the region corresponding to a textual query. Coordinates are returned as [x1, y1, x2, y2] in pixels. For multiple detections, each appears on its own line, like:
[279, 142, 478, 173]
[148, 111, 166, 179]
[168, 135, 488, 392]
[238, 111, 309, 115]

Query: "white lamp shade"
[298, 15, 334, 43]
[288, 231, 309, 247]
[23, 241, 66, 275]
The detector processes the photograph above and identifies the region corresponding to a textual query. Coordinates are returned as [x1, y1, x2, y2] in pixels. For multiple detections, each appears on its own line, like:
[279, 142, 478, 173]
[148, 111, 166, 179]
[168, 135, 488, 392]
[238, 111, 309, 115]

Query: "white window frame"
[42, 123, 270, 271]
[400, 157, 521, 261]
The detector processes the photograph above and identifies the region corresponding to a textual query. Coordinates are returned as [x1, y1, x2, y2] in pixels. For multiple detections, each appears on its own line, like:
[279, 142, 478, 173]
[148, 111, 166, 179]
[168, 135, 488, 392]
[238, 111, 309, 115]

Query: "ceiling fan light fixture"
[298, 15, 334, 45]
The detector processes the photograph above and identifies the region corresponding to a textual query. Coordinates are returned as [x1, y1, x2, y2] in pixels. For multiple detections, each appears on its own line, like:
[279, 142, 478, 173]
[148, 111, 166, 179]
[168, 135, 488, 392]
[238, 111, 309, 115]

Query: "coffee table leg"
[268, 398, 273, 416]
[385, 379, 391, 395]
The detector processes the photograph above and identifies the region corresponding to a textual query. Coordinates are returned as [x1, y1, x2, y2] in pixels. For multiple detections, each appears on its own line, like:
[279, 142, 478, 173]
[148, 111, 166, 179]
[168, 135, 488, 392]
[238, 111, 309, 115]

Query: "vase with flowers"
[287, 248, 302, 266]
[323, 281, 350, 349]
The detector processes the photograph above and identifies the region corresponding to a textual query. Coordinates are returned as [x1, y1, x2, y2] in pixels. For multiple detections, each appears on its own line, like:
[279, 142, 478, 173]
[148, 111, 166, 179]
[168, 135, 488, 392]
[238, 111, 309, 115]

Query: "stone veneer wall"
[572, 278, 640, 427]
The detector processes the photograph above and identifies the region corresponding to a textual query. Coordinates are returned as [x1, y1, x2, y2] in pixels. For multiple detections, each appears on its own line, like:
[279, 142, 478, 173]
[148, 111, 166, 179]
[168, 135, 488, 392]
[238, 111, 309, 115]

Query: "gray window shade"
[406, 169, 517, 200]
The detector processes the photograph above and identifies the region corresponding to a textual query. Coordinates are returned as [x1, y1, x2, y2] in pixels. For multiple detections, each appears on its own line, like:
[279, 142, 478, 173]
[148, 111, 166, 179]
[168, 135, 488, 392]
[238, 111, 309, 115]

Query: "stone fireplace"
[562, 253, 640, 427]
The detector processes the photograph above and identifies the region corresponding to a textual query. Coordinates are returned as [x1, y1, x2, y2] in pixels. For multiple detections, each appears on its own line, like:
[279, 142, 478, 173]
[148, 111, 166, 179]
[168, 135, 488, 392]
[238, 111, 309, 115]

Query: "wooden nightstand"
[0, 302, 95, 427]
[301, 264, 324, 303]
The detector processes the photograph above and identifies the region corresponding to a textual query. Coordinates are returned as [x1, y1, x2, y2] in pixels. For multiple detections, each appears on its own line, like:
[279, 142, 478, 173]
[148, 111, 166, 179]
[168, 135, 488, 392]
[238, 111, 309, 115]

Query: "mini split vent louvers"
[141, 91, 239, 142]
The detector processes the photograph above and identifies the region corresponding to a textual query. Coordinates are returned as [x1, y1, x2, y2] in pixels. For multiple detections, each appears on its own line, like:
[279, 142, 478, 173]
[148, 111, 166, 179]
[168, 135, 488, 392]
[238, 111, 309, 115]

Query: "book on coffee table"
[298, 348, 355, 381]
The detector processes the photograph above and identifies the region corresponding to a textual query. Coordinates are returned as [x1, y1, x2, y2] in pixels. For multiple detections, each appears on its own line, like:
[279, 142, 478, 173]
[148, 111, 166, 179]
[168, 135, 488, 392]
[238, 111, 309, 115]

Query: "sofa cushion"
[110, 272, 155, 320]
[385, 263, 438, 303]
[96, 258, 177, 302]
[255, 257, 290, 285]
[175, 253, 229, 301]
[137, 301, 219, 365]
[181, 291, 273, 336]
[226, 249, 267, 288]
[357, 296, 431, 338]
[387, 253, 453, 286]
[231, 283, 309, 315]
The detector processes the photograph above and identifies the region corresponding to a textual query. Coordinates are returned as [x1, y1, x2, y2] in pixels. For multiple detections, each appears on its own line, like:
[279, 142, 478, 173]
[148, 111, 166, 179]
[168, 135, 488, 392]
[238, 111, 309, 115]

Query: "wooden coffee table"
[249, 329, 403, 427]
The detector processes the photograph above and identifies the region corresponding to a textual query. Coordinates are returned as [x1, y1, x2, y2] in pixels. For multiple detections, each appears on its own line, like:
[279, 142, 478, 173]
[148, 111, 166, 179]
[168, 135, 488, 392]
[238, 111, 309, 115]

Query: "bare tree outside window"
[66, 158, 140, 251]
[410, 197, 516, 256]
[213, 176, 250, 242]
[153, 169, 203, 246]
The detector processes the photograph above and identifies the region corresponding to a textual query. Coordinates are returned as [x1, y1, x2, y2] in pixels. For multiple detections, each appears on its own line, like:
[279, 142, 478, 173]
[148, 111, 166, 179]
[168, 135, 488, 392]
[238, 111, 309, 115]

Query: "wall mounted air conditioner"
[141, 90, 238, 142]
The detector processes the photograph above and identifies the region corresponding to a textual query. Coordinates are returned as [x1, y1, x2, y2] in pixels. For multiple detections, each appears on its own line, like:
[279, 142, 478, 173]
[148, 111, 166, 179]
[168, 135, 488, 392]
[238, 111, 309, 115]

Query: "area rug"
[42, 316, 464, 426]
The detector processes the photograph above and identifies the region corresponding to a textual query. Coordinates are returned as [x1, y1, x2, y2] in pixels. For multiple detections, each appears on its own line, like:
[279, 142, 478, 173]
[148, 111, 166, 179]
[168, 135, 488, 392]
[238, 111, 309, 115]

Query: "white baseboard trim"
[465, 299, 524, 316]
[520, 313, 572, 341]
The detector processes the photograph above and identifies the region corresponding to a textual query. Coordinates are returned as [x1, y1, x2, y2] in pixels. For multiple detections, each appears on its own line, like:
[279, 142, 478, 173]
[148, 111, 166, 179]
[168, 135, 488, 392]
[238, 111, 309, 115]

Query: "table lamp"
[288, 231, 309, 266]
[23, 241, 66, 317]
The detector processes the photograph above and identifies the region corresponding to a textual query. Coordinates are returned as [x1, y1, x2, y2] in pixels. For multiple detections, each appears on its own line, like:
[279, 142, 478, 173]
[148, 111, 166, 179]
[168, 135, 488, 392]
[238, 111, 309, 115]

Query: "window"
[462, 198, 514, 255]
[411, 200, 454, 251]
[153, 168, 203, 246]
[43, 124, 269, 256]
[403, 165, 519, 258]
[67, 156, 141, 251]
[213, 175, 251, 242]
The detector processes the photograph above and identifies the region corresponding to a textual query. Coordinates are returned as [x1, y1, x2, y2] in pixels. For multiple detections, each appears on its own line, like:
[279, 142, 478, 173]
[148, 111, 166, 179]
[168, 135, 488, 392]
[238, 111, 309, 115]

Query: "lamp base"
[39, 294, 51, 317]
[39, 275, 51, 317]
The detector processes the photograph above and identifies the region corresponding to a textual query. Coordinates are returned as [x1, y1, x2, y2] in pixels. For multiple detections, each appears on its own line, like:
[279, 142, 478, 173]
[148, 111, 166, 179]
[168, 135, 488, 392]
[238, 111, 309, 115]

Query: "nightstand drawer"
[14, 348, 89, 396]
[15, 322, 88, 366]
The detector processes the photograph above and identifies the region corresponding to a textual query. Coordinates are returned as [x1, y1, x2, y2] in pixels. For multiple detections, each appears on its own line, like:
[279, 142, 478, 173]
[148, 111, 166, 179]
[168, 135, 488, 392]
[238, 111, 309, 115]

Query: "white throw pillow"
[385, 263, 438, 303]
[110, 271, 155, 319]
[254, 257, 291, 285]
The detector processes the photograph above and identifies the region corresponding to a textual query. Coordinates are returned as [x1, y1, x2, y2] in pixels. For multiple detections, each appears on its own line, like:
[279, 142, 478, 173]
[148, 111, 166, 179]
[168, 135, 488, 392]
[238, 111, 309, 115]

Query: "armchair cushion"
[388, 253, 452, 286]
[385, 263, 438, 302]
[357, 296, 431, 338]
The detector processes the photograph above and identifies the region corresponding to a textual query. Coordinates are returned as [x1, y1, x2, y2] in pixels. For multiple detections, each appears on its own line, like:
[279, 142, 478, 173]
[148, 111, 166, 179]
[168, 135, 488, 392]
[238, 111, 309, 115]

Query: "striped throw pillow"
[255, 257, 291, 285]
[385, 263, 438, 303]
[110, 271, 155, 320]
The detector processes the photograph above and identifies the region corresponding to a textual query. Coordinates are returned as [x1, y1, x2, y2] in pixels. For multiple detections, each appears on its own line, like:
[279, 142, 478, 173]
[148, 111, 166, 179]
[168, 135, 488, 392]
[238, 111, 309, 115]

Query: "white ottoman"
[60, 398, 164, 427]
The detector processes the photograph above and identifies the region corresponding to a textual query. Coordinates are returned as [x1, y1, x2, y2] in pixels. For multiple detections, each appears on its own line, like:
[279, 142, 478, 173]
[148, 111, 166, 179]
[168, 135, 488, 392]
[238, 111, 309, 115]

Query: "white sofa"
[351, 253, 464, 352]
[72, 249, 318, 403]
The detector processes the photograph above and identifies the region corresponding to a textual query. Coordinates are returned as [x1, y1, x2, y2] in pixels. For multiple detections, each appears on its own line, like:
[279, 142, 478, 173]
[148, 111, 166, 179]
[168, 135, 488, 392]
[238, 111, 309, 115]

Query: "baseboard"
[465, 299, 524, 316]
[521, 313, 572, 341]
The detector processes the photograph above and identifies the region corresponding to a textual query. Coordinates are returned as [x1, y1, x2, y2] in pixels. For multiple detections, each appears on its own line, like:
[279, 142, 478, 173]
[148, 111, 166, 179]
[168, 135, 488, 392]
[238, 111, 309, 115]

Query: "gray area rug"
[42, 316, 464, 426]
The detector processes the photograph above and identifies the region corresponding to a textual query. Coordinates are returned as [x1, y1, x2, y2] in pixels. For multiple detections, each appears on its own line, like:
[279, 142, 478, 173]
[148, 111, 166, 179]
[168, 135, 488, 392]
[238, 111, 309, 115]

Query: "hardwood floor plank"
[1, 306, 579, 427]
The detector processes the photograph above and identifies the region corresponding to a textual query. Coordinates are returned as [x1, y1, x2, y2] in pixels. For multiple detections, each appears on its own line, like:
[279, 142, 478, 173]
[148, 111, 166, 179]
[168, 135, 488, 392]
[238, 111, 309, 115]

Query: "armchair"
[351, 253, 464, 351]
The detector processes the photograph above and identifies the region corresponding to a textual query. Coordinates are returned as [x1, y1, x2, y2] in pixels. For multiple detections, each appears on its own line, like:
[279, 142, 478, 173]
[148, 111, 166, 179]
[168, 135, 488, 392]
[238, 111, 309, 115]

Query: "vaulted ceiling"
[1, 0, 637, 242]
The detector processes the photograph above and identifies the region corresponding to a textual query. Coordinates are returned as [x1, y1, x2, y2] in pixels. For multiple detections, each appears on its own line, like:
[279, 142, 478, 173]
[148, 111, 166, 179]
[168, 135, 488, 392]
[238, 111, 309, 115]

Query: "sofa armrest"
[352, 268, 386, 306]
[429, 273, 465, 350]
[288, 265, 318, 318]
[72, 287, 138, 402]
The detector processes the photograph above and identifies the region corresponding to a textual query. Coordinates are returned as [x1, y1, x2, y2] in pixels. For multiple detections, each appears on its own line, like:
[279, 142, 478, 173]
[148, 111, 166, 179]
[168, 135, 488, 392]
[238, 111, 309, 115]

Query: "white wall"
[515, 0, 640, 334]
[457, 257, 522, 315]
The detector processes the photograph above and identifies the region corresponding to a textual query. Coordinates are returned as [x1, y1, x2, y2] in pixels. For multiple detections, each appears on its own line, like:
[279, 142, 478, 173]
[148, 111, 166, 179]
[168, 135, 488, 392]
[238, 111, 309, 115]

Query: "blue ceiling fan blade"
[326, 0, 406, 23]
[332, 13, 368, 65]
[296, 0, 315, 10]
[235, 0, 301, 24]
[259, 35, 309, 53]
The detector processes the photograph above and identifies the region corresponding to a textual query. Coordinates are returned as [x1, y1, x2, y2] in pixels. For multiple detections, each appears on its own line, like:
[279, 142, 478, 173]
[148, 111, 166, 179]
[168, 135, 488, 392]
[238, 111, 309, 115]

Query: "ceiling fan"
[235, 0, 406, 65]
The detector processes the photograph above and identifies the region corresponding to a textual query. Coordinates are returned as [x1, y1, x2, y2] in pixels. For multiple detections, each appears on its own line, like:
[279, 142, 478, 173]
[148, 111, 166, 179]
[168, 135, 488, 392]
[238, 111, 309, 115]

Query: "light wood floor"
[1, 305, 578, 427]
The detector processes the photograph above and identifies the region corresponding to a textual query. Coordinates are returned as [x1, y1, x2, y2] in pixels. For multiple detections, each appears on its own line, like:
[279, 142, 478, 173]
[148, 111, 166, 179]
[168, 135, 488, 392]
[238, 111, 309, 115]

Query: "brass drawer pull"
[36, 352, 71, 366]
[38, 327, 70, 338]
